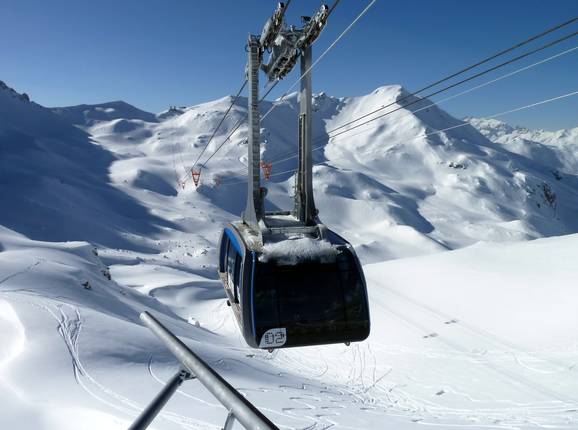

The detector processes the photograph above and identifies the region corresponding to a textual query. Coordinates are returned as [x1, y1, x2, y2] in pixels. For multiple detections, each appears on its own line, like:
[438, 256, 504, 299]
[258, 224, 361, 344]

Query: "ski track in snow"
[147, 355, 222, 410]
[2, 81, 578, 429]
[381, 285, 577, 374]
[2, 270, 578, 429]
[0, 293, 216, 430]
[0, 259, 43, 286]
[2, 250, 577, 429]
[372, 297, 578, 427]
[3, 288, 351, 429]
[44, 303, 217, 430]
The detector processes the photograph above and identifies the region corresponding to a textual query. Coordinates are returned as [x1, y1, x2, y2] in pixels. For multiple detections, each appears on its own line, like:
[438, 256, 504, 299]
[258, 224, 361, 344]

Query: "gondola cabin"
[218, 218, 370, 350]
[217, 3, 371, 350]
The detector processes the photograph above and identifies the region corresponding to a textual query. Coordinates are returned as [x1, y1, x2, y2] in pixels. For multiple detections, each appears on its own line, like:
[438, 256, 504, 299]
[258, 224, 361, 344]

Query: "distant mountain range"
[2, 79, 578, 263]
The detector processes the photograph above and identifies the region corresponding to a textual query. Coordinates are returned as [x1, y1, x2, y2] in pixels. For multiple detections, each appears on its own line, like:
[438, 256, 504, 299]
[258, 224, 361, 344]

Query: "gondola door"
[225, 238, 243, 326]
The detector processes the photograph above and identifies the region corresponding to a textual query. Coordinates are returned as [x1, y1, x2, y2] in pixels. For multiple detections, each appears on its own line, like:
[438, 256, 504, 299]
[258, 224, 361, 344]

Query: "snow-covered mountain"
[467, 116, 578, 173]
[0, 81, 172, 250]
[46, 83, 578, 261]
[1, 79, 578, 429]
[467, 116, 578, 148]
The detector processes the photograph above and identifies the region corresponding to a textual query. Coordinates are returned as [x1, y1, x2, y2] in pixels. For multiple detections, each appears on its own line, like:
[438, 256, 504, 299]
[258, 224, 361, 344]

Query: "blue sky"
[1, 0, 577, 130]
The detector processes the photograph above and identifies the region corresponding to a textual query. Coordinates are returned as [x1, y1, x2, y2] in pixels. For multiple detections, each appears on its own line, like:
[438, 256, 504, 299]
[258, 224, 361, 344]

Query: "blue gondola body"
[217, 6, 371, 350]
[218, 221, 370, 349]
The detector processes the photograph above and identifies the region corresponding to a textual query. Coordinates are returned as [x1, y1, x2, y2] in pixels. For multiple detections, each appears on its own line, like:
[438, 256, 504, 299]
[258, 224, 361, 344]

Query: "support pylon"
[192, 170, 201, 187]
[260, 161, 273, 180]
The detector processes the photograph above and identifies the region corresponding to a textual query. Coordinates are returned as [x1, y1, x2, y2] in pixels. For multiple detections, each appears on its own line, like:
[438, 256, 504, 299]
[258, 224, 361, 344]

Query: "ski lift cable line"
[189, 79, 247, 172]
[311, 90, 578, 165]
[178, 78, 247, 184]
[273, 89, 578, 179]
[199, 0, 364, 170]
[324, 29, 578, 139]
[240, 31, 578, 172]
[197, 79, 288, 172]
[327, 0, 342, 16]
[170, 141, 182, 185]
[224, 15, 578, 175]
[260, 0, 376, 122]
[204, 0, 374, 173]
[200, 118, 245, 168]
[324, 16, 578, 136]
[398, 16, 578, 102]
[190, 12, 577, 183]
[230, 43, 578, 171]
[218, 89, 578, 186]
[177, 141, 189, 179]
[172, 133, 191, 185]
[258, 0, 340, 107]
[185, 0, 302, 177]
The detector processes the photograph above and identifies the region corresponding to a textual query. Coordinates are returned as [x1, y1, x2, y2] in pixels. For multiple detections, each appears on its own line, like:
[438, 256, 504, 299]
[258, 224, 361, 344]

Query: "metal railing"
[129, 311, 279, 430]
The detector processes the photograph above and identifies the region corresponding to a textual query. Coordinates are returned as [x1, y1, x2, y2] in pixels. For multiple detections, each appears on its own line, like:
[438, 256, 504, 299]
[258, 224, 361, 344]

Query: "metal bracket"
[179, 368, 196, 381]
[293, 45, 318, 225]
[243, 34, 264, 232]
[128, 368, 195, 430]
[223, 410, 236, 430]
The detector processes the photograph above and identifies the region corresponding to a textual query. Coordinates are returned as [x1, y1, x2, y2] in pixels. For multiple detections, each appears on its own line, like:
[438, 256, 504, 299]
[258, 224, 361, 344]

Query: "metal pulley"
[264, 30, 300, 80]
[298, 4, 329, 49]
[259, 2, 287, 51]
[261, 4, 330, 82]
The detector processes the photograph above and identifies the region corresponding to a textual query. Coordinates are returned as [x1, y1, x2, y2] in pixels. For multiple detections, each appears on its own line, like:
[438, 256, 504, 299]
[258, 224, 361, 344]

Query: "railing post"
[223, 411, 236, 430]
[138, 311, 279, 430]
[128, 369, 194, 430]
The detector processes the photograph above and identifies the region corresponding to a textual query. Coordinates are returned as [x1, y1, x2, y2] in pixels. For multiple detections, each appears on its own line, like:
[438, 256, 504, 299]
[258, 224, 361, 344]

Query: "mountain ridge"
[2, 78, 578, 429]
[2, 77, 578, 261]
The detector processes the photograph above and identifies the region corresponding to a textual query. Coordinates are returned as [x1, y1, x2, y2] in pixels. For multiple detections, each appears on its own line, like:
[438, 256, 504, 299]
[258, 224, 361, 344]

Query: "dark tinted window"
[227, 241, 236, 286]
[234, 253, 241, 302]
[254, 278, 279, 327]
[219, 234, 229, 273]
[337, 251, 366, 322]
[276, 263, 345, 325]
[253, 249, 368, 336]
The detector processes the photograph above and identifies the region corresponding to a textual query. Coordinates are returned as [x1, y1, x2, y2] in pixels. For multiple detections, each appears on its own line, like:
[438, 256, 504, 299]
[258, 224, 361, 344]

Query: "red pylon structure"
[260, 161, 272, 180]
[192, 170, 201, 187]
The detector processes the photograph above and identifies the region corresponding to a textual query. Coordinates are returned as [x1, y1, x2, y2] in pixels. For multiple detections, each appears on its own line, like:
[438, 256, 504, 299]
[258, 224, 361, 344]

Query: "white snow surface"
[1, 79, 578, 429]
[260, 236, 336, 265]
[466, 117, 578, 173]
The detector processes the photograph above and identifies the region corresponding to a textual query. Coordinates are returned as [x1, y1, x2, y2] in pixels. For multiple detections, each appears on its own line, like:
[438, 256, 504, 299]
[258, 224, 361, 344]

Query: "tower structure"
[242, 3, 329, 232]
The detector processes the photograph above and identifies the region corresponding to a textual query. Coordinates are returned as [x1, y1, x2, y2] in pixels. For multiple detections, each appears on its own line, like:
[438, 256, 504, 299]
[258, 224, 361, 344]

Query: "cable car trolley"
[218, 2, 370, 350]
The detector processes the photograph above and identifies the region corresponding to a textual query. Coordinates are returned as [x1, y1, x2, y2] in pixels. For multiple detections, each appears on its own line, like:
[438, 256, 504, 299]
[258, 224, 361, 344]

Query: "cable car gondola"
[218, 219, 370, 349]
[217, 3, 370, 350]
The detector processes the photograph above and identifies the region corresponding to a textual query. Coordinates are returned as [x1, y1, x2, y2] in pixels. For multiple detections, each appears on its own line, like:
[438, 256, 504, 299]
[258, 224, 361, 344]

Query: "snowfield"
[1, 79, 577, 429]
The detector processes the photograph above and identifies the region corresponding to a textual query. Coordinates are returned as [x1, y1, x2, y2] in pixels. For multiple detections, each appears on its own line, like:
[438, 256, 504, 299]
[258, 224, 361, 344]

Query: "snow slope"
[1, 79, 578, 429]
[0, 81, 174, 251]
[60, 84, 578, 262]
[2, 222, 577, 429]
[467, 117, 578, 174]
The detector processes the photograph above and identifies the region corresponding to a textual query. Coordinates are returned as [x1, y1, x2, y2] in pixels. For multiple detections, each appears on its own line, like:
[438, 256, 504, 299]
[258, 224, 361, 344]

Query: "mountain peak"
[372, 83, 404, 94]
[466, 117, 527, 140]
[0, 80, 31, 103]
